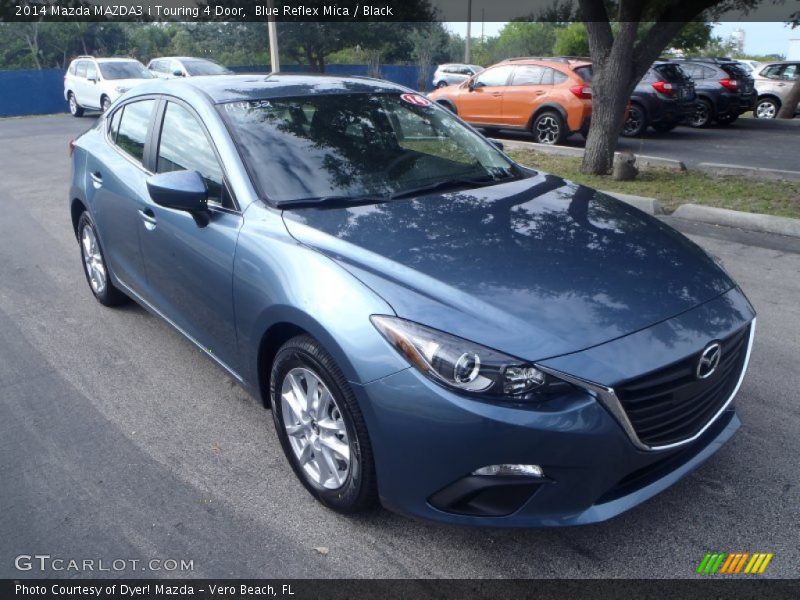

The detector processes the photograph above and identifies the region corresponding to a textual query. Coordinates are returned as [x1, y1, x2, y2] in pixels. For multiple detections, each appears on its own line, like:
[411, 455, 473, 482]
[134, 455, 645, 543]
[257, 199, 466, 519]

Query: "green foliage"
[553, 23, 589, 57]
[494, 22, 558, 59]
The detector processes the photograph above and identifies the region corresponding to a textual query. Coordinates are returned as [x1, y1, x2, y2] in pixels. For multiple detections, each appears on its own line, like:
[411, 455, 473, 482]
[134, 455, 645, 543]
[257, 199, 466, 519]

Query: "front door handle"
[90, 171, 103, 188]
[139, 208, 157, 231]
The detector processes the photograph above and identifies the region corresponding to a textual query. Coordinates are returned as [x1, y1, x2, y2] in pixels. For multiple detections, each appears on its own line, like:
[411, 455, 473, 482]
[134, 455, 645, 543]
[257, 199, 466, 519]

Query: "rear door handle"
[138, 208, 157, 231]
[90, 171, 103, 187]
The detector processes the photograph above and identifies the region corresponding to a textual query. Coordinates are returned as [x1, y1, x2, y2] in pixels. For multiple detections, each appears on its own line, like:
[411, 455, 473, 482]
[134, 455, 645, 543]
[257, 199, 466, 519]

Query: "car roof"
[128, 73, 412, 104]
[153, 56, 219, 62]
[497, 57, 591, 68]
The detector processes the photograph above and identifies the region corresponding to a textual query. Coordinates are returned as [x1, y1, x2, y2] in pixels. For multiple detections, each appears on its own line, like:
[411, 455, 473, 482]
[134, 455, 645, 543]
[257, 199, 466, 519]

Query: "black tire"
[101, 95, 111, 112]
[436, 81, 448, 89]
[621, 104, 648, 137]
[68, 92, 84, 118]
[531, 110, 567, 145]
[270, 335, 378, 514]
[76, 212, 127, 306]
[689, 98, 713, 128]
[651, 122, 678, 133]
[754, 97, 779, 119]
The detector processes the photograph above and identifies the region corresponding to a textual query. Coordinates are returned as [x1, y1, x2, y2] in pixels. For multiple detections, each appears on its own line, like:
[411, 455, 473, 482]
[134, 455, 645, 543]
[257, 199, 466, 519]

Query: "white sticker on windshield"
[400, 93, 432, 107]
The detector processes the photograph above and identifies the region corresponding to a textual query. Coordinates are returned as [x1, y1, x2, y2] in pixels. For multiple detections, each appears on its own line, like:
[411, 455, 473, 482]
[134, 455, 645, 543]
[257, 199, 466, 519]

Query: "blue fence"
[0, 64, 435, 118]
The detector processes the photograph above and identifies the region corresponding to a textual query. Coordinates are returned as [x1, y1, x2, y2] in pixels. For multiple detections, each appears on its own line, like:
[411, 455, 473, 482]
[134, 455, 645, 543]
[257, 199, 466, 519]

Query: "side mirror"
[147, 171, 208, 213]
[173, 69, 185, 77]
[489, 138, 504, 151]
[468, 78, 476, 91]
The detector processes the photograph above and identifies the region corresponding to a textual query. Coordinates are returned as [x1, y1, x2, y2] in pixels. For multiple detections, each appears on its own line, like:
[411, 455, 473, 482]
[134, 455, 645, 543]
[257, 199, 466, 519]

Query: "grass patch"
[507, 149, 800, 219]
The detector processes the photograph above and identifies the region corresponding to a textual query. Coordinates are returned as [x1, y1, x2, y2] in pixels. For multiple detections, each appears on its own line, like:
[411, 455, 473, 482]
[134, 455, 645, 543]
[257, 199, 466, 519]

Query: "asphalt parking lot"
[1, 114, 798, 578]
[492, 116, 800, 171]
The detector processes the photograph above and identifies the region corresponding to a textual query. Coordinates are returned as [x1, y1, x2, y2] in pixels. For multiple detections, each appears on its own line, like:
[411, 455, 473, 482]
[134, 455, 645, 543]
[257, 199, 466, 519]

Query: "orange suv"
[428, 57, 593, 145]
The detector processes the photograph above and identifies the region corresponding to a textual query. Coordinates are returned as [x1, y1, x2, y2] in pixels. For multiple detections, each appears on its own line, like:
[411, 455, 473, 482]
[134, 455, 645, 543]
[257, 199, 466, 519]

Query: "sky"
[444, 22, 797, 58]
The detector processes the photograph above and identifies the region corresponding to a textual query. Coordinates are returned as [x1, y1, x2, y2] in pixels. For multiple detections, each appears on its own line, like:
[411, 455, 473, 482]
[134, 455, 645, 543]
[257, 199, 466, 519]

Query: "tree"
[494, 22, 558, 59]
[553, 22, 589, 56]
[670, 21, 713, 53]
[576, 0, 766, 175]
[409, 23, 449, 90]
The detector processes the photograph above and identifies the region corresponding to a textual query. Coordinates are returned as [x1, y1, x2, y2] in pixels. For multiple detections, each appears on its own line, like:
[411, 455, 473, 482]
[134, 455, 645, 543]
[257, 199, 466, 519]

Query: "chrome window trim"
[539, 319, 756, 452]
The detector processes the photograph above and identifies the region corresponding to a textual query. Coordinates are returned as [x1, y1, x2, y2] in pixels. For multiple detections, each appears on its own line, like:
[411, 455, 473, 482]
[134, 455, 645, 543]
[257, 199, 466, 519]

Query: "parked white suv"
[147, 56, 232, 79]
[64, 57, 154, 116]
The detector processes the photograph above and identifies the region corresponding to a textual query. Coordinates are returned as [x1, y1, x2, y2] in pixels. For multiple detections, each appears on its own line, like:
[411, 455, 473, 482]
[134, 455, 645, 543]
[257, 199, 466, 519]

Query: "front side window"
[115, 99, 155, 164]
[86, 63, 97, 81]
[76, 61, 88, 78]
[474, 66, 513, 88]
[157, 102, 225, 206]
[219, 93, 521, 205]
[98, 61, 154, 80]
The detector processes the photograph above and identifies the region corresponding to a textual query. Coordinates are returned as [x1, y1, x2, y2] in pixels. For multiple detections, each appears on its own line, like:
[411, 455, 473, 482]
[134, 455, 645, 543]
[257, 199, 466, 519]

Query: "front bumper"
[354, 288, 754, 526]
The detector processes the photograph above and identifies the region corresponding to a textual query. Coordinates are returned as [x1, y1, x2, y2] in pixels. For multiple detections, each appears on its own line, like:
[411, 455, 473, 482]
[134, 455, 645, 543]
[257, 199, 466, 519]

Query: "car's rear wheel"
[101, 96, 111, 112]
[77, 212, 127, 306]
[689, 99, 713, 128]
[651, 122, 677, 133]
[532, 110, 567, 145]
[621, 104, 647, 137]
[754, 97, 779, 119]
[270, 335, 378, 514]
[68, 93, 84, 118]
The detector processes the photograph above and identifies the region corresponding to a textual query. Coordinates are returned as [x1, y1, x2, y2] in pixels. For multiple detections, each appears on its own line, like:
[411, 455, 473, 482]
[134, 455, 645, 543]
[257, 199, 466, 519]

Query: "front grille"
[616, 324, 750, 447]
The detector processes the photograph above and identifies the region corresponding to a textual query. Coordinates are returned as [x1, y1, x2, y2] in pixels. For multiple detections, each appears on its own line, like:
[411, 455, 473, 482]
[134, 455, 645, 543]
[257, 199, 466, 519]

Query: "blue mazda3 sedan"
[69, 74, 756, 526]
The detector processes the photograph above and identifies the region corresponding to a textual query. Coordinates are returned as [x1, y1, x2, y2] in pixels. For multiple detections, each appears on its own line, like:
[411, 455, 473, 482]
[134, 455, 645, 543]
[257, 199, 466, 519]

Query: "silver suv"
[753, 61, 799, 118]
[64, 56, 154, 116]
[432, 63, 484, 89]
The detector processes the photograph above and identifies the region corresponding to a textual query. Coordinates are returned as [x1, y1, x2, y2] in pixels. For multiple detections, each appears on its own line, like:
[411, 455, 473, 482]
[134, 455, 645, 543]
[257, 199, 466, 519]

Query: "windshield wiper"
[389, 174, 515, 200]
[276, 193, 390, 209]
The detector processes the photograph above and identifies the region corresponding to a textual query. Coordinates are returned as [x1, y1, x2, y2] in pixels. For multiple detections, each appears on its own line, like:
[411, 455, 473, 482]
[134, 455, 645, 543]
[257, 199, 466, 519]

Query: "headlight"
[371, 315, 569, 398]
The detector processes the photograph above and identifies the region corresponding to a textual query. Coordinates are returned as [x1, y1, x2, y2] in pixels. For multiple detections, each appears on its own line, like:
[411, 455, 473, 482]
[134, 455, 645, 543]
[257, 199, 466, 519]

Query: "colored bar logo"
[696, 552, 773, 574]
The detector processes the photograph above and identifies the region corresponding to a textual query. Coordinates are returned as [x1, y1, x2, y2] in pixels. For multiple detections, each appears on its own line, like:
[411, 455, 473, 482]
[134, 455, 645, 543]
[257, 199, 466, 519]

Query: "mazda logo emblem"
[696, 343, 722, 379]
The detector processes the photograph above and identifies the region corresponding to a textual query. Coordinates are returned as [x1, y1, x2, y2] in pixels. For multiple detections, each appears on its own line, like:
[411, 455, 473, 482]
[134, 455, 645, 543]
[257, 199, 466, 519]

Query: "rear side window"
[655, 64, 688, 81]
[157, 102, 226, 207]
[573, 66, 593, 83]
[511, 65, 546, 86]
[115, 100, 155, 165]
[720, 64, 747, 79]
[108, 108, 123, 141]
[76, 61, 88, 78]
[68, 62, 77, 75]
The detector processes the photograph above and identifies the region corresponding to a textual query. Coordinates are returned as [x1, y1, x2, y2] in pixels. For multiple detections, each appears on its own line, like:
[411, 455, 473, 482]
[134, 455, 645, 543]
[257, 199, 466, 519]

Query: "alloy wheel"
[535, 116, 560, 144]
[691, 102, 710, 127]
[623, 106, 645, 136]
[755, 100, 777, 119]
[280, 367, 351, 490]
[69, 95, 78, 115]
[81, 224, 106, 295]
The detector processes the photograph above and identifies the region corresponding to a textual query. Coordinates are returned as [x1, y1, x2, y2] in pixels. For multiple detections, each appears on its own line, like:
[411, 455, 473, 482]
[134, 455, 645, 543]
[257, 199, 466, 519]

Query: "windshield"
[184, 59, 231, 76]
[219, 93, 522, 205]
[99, 61, 153, 80]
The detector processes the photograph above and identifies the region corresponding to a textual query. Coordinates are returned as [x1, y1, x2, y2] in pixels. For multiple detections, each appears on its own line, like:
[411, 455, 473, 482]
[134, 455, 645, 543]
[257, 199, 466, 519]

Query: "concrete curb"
[501, 139, 686, 170]
[672, 204, 800, 239]
[695, 163, 800, 182]
[602, 191, 665, 215]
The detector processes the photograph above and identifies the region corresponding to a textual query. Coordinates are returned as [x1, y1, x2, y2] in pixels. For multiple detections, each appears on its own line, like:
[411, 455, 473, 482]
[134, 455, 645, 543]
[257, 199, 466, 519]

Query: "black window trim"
[151, 95, 241, 214]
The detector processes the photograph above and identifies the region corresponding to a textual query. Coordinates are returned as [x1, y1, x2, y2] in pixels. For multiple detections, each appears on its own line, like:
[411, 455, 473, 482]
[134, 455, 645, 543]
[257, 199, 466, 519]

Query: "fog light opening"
[472, 464, 545, 478]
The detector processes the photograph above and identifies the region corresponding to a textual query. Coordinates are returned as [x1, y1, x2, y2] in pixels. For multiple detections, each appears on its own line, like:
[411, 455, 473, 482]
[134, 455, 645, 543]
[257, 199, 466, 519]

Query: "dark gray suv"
[623, 61, 696, 137]
[673, 58, 756, 127]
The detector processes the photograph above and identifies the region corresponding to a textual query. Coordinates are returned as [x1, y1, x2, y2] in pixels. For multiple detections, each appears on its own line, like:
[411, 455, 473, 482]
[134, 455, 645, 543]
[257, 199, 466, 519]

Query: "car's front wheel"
[77, 212, 127, 306]
[68, 93, 84, 118]
[436, 81, 448, 88]
[270, 335, 378, 514]
[101, 96, 111, 112]
[754, 97, 779, 119]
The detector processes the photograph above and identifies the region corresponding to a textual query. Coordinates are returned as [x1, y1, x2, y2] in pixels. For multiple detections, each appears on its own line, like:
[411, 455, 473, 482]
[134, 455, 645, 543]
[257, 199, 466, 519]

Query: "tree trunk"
[777, 77, 800, 119]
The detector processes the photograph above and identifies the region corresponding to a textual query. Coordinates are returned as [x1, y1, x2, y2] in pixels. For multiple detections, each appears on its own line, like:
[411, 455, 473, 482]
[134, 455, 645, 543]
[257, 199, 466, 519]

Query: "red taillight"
[719, 78, 738, 91]
[570, 85, 592, 99]
[69, 140, 76, 157]
[652, 80, 676, 95]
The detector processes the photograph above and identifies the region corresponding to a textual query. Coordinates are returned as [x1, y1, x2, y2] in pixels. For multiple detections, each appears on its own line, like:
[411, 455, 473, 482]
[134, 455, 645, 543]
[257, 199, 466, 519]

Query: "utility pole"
[465, 0, 472, 64]
[267, 0, 280, 72]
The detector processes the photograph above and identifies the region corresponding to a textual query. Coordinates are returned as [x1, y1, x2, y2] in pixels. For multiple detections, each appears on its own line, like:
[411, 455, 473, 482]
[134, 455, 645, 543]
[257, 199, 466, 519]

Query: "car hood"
[281, 173, 734, 361]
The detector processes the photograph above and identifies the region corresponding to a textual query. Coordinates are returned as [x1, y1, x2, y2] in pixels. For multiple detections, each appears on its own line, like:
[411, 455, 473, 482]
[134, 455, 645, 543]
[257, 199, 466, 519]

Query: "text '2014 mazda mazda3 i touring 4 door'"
[69, 74, 756, 527]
